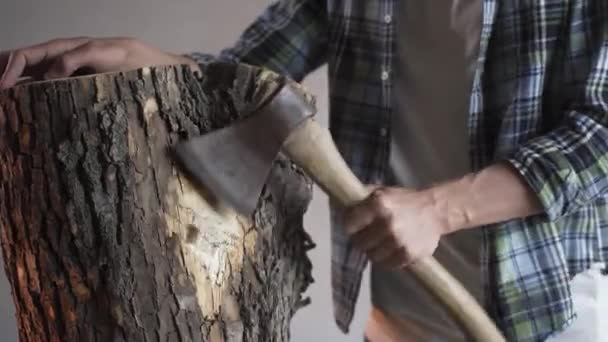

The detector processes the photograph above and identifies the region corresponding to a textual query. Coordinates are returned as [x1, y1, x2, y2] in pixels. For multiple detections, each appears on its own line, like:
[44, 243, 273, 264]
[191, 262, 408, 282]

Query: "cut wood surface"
[0, 63, 315, 342]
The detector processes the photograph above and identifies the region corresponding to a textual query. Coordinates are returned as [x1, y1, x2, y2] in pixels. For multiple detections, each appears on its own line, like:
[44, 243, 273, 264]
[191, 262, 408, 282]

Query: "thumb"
[366, 184, 382, 191]
[365, 183, 383, 196]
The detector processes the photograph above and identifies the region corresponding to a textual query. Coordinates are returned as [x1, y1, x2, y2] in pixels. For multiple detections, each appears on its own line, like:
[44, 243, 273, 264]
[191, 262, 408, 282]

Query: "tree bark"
[0, 63, 315, 342]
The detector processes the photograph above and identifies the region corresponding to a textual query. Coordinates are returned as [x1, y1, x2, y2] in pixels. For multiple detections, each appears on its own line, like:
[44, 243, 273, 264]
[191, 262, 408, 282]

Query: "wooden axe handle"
[283, 118, 506, 342]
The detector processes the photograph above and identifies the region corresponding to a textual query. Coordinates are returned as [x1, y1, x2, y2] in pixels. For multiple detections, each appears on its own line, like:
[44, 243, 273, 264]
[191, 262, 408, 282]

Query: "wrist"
[428, 175, 474, 234]
[428, 163, 544, 235]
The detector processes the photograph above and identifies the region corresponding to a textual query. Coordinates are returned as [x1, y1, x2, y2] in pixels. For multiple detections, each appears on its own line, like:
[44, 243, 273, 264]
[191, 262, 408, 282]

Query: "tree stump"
[0, 63, 315, 342]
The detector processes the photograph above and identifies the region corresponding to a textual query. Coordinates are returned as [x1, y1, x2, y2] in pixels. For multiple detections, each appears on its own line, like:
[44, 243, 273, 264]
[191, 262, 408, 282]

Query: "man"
[2, 0, 607, 340]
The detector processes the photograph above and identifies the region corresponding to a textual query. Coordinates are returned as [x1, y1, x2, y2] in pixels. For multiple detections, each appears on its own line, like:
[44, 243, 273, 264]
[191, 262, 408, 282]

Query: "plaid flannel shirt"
[190, 1, 608, 340]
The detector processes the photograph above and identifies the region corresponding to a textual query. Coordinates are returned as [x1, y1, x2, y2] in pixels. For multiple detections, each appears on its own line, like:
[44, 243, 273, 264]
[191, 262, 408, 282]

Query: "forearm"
[430, 163, 543, 234]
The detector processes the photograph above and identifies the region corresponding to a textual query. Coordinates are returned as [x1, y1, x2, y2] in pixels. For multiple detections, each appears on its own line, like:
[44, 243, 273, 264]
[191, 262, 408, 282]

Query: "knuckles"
[117, 37, 143, 51]
[347, 187, 441, 267]
[370, 189, 394, 222]
[56, 55, 75, 74]
[84, 40, 102, 50]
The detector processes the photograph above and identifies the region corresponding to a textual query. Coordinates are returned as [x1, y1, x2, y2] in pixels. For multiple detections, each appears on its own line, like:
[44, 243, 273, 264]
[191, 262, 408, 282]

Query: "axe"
[172, 74, 506, 342]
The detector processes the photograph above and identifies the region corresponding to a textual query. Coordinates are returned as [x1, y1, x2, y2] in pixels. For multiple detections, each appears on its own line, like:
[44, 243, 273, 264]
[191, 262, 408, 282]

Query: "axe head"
[172, 82, 316, 217]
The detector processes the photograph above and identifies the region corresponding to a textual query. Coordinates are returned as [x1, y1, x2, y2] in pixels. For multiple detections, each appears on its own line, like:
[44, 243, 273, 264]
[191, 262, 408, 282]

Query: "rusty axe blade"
[171, 83, 315, 217]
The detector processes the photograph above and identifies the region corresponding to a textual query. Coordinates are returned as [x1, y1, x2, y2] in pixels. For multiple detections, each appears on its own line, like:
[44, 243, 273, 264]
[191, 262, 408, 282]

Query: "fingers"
[343, 202, 376, 235]
[44, 41, 126, 80]
[344, 186, 442, 269]
[367, 238, 410, 268]
[351, 218, 390, 251]
[381, 248, 410, 269]
[367, 237, 398, 262]
[348, 208, 408, 269]
[344, 187, 424, 269]
[343, 189, 393, 235]
[0, 37, 90, 89]
[365, 232, 412, 268]
[344, 189, 400, 266]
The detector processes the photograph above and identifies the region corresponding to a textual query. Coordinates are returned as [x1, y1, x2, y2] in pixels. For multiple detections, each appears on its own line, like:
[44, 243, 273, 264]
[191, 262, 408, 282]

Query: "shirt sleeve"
[187, 0, 328, 82]
[506, 21, 608, 221]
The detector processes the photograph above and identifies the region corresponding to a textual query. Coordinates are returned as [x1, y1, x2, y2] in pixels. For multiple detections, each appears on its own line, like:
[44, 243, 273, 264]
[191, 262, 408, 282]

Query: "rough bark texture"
[0, 63, 315, 342]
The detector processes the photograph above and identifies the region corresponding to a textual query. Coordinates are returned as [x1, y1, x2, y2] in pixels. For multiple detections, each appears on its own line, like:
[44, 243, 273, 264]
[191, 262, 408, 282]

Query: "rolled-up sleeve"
[188, 0, 328, 82]
[507, 24, 608, 221]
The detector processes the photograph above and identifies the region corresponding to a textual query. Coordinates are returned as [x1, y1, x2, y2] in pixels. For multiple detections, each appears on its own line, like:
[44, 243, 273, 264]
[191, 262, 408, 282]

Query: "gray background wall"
[0, 0, 371, 341]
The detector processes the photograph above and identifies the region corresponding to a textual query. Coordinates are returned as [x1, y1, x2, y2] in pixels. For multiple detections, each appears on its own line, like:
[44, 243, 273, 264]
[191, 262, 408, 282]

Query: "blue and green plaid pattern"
[190, 0, 608, 340]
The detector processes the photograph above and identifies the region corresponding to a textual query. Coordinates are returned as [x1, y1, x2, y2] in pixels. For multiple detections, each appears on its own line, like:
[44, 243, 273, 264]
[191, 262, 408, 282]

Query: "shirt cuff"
[505, 124, 603, 221]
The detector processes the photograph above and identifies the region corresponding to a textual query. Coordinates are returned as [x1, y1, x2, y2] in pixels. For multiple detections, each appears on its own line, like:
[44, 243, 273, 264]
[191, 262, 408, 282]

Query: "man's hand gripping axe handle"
[281, 90, 506, 342]
[283, 118, 505, 341]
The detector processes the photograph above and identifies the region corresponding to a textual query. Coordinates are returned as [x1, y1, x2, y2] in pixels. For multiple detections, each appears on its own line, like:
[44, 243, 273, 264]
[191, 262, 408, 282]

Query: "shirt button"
[384, 14, 392, 24]
[381, 70, 390, 81]
[379, 127, 388, 137]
